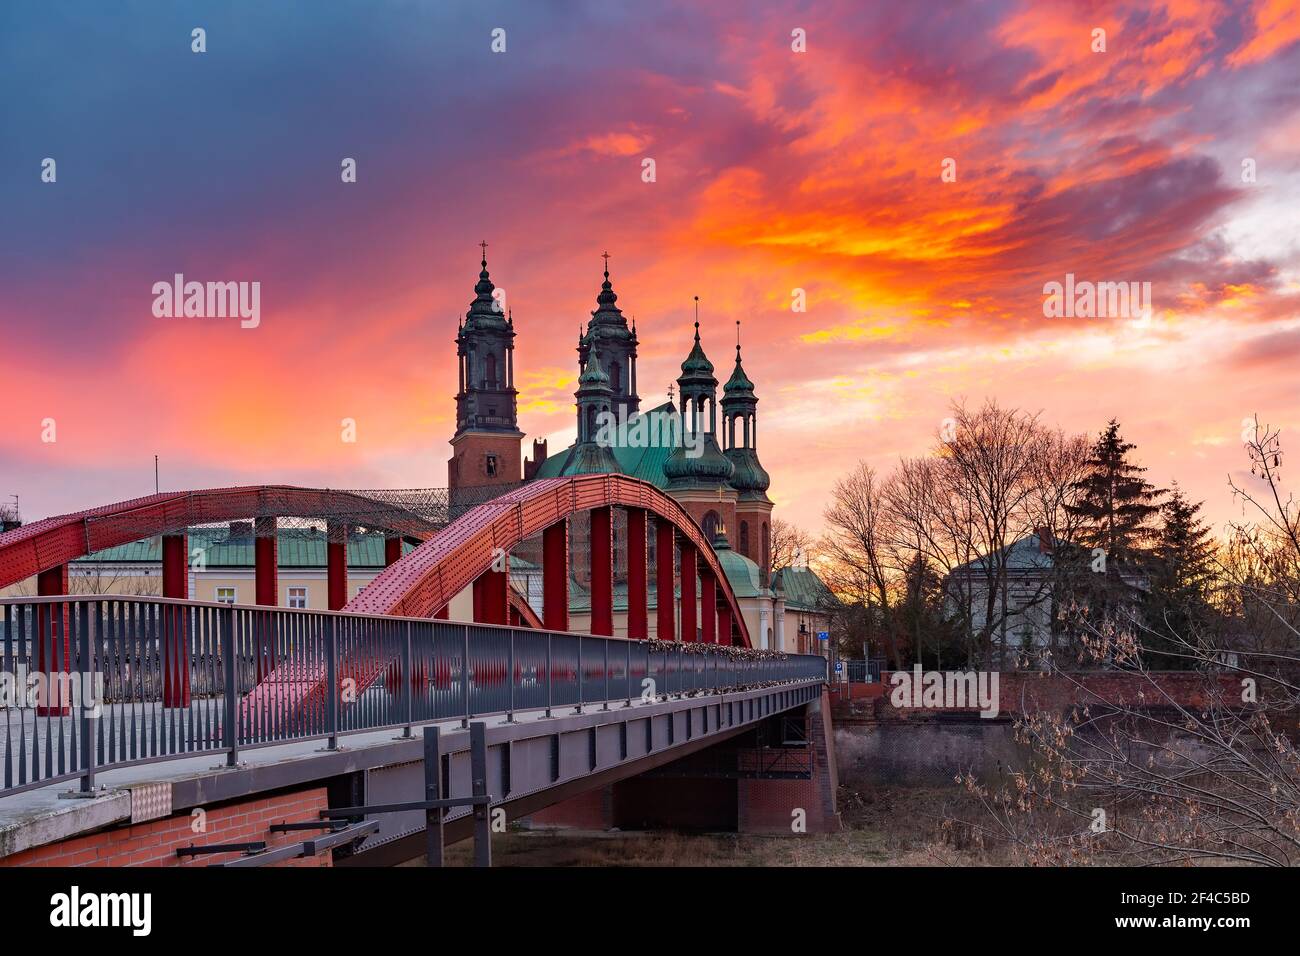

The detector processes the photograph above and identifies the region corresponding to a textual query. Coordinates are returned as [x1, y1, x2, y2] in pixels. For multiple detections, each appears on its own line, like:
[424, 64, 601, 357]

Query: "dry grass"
[418, 784, 1007, 867]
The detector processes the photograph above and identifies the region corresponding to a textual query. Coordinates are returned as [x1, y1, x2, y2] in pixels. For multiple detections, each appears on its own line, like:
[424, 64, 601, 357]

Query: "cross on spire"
[601, 250, 610, 278]
[479, 240, 489, 265]
[667, 383, 675, 402]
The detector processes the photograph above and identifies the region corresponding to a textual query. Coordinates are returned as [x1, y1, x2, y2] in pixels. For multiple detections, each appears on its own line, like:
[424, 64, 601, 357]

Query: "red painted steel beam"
[700, 566, 717, 644]
[385, 534, 402, 566]
[590, 506, 613, 636]
[161, 534, 189, 599]
[680, 541, 697, 642]
[327, 521, 348, 611]
[655, 519, 675, 642]
[626, 507, 647, 640]
[160, 533, 192, 709]
[473, 569, 509, 625]
[35, 564, 70, 716]
[340, 475, 748, 647]
[0, 485, 434, 590]
[254, 516, 277, 606]
[717, 602, 733, 647]
[543, 520, 569, 632]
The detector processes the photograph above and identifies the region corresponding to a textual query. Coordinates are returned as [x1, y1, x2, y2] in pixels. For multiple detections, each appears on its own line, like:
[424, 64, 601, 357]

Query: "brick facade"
[1, 788, 332, 868]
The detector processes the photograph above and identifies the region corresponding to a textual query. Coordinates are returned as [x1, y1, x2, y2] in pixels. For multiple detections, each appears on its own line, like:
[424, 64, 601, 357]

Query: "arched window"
[740, 520, 750, 555]
[486, 353, 497, 387]
[702, 510, 720, 541]
[610, 362, 621, 393]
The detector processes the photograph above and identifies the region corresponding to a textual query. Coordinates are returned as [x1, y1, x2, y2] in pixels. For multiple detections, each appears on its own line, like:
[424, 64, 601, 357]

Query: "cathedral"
[445, 249, 834, 653]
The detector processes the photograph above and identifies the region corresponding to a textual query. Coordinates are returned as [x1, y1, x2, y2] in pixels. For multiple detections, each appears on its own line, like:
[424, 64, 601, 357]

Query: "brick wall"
[837, 670, 1244, 720]
[1, 788, 332, 868]
[521, 785, 613, 830]
[737, 688, 840, 834]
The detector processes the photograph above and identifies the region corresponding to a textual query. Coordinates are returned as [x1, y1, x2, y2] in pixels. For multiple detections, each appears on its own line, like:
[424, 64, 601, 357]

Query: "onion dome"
[664, 433, 734, 485]
[727, 448, 770, 495]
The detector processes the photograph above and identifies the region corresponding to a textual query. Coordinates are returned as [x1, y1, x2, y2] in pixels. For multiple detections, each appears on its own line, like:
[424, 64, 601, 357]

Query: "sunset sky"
[2, 0, 1298, 537]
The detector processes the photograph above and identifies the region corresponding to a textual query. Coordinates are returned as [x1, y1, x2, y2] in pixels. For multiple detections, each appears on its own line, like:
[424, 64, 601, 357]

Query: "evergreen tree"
[1145, 484, 1219, 665]
[1066, 420, 1163, 561]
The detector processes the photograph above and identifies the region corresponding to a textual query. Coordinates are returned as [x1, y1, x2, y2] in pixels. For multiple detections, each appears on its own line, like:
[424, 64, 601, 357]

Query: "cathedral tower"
[448, 244, 524, 496]
[722, 322, 773, 583]
[578, 253, 639, 418]
[663, 305, 737, 540]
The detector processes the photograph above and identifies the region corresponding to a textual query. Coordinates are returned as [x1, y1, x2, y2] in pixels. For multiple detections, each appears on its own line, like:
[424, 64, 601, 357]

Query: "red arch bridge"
[0, 476, 834, 865]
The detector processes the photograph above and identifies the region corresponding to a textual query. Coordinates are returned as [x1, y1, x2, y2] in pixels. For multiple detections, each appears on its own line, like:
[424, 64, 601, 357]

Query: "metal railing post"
[575, 638, 583, 714]
[79, 601, 95, 793]
[602, 639, 609, 711]
[402, 620, 413, 738]
[624, 641, 632, 708]
[470, 721, 492, 868]
[461, 625, 472, 729]
[326, 615, 339, 750]
[222, 606, 238, 766]
[506, 629, 515, 723]
[545, 632, 553, 719]
[424, 725, 444, 868]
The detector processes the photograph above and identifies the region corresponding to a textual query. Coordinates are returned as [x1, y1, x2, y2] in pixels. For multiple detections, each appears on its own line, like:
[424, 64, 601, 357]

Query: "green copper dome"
[558, 441, 621, 475]
[710, 530, 768, 598]
[678, 322, 716, 386]
[726, 447, 770, 495]
[663, 432, 734, 485]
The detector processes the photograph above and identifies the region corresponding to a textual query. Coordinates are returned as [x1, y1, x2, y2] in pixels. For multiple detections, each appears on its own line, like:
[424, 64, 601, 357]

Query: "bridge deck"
[0, 679, 824, 861]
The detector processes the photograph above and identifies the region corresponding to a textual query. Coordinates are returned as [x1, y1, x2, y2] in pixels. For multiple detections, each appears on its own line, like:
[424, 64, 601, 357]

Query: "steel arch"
[0, 486, 436, 588]
[344, 475, 752, 647]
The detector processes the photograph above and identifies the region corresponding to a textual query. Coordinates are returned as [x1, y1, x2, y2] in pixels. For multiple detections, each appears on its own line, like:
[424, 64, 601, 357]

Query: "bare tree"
[822, 463, 905, 669]
[959, 420, 1300, 866]
[769, 517, 815, 573]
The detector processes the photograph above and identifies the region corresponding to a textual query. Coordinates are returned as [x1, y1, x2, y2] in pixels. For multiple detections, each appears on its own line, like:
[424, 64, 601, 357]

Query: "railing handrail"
[1, 593, 827, 800]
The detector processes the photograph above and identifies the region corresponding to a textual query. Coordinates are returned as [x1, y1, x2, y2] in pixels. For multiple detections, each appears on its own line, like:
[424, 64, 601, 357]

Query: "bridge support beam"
[473, 569, 509, 625]
[655, 520, 675, 641]
[384, 534, 402, 567]
[255, 517, 278, 606]
[700, 567, 717, 644]
[543, 521, 568, 632]
[327, 522, 349, 611]
[626, 508, 647, 640]
[161, 534, 191, 708]
[679, 540, 697, 642]
[35, 564, 70, 716]
[590, 506, 613, 636]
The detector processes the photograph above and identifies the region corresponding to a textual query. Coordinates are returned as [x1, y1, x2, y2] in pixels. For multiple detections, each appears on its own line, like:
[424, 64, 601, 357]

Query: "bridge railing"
[0, 595, 826, 799]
